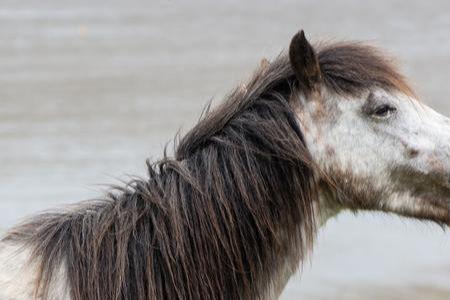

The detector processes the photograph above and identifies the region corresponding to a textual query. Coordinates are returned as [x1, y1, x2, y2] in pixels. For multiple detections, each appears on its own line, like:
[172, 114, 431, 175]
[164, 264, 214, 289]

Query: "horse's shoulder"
[0, 238, 71, 300]
[0, 240, 37, 300]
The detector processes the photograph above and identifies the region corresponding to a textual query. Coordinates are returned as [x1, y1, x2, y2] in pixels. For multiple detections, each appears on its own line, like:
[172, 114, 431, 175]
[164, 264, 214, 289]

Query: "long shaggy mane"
[3, 41, 412, 300]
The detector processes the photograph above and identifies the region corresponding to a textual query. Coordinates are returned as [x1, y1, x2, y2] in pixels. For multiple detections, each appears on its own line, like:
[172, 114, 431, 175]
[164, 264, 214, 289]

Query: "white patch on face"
[296, 88, 450, 222]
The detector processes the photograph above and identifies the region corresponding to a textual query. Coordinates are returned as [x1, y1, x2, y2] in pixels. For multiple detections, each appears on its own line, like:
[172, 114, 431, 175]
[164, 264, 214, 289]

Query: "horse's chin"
[411, 196, 450, 227]
[440, 199, 450, 227]
[384, 193, 450, 227]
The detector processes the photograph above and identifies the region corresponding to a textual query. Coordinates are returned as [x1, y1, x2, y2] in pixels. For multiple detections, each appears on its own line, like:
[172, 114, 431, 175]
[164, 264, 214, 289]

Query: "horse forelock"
[317, 42, 416, 98]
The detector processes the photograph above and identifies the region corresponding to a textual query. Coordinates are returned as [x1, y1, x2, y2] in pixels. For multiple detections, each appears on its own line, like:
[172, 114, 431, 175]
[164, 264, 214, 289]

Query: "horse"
[1, 30, 449, 300]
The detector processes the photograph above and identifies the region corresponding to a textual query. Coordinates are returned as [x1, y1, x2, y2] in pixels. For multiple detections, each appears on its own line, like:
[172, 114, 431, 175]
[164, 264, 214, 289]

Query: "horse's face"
[290, 31, 450, 225]
[299, 88, 450, 225]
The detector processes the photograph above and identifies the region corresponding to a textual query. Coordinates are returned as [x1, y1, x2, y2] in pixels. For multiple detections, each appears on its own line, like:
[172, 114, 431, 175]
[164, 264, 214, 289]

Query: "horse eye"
[372, 104, 396, 118]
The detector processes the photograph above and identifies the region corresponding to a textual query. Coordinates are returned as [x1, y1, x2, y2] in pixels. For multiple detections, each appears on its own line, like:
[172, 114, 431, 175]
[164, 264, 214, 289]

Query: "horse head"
[291, 31, 450, 226]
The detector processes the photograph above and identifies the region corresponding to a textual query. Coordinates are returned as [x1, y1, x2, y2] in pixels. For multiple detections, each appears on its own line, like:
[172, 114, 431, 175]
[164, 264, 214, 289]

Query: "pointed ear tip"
[291, 30, 304, 41]
[291, 30, 309, 46]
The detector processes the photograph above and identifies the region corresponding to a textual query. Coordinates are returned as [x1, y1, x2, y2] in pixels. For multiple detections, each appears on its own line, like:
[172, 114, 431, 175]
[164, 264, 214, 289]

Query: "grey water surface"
[1, 1, 450, 299]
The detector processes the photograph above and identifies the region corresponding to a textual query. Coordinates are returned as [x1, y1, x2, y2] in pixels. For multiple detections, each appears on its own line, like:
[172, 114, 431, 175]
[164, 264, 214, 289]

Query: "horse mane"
[3, 41, 413, 300]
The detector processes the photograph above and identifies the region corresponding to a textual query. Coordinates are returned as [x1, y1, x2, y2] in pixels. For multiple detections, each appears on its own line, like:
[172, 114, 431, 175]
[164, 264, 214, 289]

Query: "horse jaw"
[296, 88, 450, 226]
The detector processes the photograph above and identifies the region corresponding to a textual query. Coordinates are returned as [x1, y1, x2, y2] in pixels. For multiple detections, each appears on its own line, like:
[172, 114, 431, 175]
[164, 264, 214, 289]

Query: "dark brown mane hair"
[3, 39, 413, 300]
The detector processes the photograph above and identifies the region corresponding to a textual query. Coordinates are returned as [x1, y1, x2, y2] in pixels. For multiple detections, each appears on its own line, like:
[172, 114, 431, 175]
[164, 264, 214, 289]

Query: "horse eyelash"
[372, 104, 397, 117]
[362, 94, 397, 118]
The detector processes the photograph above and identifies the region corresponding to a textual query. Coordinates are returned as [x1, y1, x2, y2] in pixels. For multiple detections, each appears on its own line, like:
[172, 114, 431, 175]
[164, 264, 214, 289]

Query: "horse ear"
[289, 30, 321, 92]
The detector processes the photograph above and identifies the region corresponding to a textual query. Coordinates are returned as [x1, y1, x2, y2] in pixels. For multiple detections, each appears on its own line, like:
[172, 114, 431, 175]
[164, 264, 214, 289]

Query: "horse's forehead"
[318, 88, 413, 112]
[298, 87, 419, 128]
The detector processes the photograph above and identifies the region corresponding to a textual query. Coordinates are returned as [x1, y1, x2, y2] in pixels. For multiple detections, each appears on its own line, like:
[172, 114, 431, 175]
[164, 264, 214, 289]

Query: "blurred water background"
[1, 1, 450, 299]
